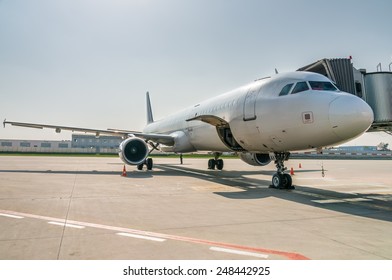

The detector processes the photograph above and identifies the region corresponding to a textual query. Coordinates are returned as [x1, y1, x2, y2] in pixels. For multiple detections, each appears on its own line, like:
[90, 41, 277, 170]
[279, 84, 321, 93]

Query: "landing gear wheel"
[270, 152, 294, 189]
[136, 158, 153, 171]
[270, 173, 293, 189]
[146, 158, 153, 170]
[216, 159, 224, 170]
[208, 152, 223, 170]
[208, 159, 216, 170]
[271, 173, 282, 188]
[282, 173, 293, 189]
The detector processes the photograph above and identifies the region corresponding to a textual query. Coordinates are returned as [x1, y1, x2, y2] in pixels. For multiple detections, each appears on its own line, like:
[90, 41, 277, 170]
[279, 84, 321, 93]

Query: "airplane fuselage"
[143, 72, 374, 154]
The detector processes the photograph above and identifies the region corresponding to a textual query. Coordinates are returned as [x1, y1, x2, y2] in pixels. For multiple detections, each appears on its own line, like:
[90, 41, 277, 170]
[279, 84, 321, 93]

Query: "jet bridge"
[298, 58, 392, 135]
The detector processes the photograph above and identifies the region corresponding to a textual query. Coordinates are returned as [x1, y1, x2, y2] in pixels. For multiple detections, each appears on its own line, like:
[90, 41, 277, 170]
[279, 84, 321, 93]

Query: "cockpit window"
[291, 81, 309, 94]
[279, 83, 294, 96]
[309, 81, 338, 91]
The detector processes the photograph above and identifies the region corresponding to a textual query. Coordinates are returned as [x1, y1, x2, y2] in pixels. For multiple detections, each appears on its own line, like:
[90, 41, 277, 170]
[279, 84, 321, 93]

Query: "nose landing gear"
[270, 152, 294, 189]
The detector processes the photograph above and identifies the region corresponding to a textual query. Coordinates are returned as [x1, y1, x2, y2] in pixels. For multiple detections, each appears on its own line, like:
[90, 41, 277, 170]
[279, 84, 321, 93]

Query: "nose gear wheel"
[269, 152, 294, 189]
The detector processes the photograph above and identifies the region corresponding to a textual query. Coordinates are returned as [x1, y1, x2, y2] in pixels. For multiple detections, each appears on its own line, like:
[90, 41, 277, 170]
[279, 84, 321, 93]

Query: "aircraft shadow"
[156, 164, 392, 223]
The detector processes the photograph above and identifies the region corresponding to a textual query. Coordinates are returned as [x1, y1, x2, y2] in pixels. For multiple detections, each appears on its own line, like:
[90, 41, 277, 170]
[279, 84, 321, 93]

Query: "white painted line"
[0, 213, 24, 219]
[158, 165, 214, 178]
[230, 179, 260, 186]
[312, 197, 372, 204]
[210, 246, 269, 259]
[344, 198, 372, 202]
[0, 209, 307, 259]
[366, 196, 392, 202]
[298, 177, 337, 181]
[48, 221, 85, 229]
[312, 199, 343, 204]
[294, 190, 327, 199]
[116, 232, 166, 242]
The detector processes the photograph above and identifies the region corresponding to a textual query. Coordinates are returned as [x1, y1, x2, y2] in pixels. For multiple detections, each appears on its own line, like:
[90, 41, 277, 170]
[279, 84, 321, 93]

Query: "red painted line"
[0, 209, 309, 260]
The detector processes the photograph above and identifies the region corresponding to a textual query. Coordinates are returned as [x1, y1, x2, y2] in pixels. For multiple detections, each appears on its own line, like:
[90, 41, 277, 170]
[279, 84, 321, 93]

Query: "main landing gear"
[137, 157, 153, 171]
[270, 152, 294, 189]
[208, 152, 224, 170]
[137, 141, 158, 171]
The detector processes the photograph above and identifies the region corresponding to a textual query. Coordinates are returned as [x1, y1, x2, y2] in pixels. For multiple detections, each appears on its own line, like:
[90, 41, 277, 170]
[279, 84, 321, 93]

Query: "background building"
[0, 134, 122, 154]
[71, 134, 123, 153]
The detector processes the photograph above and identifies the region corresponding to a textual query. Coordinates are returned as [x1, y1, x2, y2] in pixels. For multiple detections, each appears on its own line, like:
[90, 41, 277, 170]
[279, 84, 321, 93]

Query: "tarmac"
[0, 155, 391, 260]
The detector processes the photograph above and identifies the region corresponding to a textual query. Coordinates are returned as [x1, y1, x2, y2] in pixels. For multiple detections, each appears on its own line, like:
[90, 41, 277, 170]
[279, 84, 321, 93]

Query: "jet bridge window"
[279, 83, 294, 96]
[309, 81, 338, 91]
[291, 82, 309, 94]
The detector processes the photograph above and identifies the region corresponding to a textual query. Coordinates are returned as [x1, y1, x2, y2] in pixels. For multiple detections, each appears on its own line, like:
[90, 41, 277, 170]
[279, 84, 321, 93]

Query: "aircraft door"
[243, 85, 260, 121]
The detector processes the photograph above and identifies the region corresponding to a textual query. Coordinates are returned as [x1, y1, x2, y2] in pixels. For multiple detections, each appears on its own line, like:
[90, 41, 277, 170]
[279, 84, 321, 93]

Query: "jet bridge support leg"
[270, 152, 294, 189]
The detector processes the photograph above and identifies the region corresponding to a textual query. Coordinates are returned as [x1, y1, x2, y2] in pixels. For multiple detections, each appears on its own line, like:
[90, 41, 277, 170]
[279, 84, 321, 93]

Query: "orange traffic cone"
[299, 163, 302, 168]
[122, 165, 127, 177]
[290, 167, 295, 175]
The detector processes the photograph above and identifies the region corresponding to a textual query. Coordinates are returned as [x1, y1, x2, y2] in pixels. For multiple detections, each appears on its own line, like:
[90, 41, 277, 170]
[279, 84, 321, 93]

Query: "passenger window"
[291, 82, 309, 94]
[279, 83, 294, 96]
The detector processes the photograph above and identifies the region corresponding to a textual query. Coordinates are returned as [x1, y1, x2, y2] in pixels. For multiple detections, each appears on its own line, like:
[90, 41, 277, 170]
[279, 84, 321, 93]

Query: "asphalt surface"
[0, 156, 391, 260]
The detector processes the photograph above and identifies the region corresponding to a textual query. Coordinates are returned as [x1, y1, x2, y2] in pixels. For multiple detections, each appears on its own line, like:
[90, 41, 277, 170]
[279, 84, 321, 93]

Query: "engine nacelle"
[118, 137, 149, 165]
[239, 152, 272, 166]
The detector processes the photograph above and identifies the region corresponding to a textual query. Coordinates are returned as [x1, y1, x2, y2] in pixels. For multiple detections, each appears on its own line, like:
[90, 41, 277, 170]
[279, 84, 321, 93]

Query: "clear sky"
[1, 0, 391, 147]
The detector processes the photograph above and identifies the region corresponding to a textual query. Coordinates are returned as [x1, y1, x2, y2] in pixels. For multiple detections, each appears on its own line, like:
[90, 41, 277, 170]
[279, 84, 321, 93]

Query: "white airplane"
[3, 71, 374, 189]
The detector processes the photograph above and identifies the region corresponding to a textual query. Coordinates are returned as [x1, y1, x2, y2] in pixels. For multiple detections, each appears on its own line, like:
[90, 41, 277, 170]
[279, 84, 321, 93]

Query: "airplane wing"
[3, 120, 175, 146]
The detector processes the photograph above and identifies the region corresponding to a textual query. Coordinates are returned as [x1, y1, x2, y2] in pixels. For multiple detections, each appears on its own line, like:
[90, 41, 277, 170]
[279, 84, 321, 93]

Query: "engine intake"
[119, 137, 149, 165]
[239, 152, 271, 166]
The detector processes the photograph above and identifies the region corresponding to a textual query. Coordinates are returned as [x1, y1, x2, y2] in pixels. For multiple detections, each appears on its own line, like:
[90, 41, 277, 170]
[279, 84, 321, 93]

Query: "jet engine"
[239, 152, 271, 166]
[118, 137, 149, 165]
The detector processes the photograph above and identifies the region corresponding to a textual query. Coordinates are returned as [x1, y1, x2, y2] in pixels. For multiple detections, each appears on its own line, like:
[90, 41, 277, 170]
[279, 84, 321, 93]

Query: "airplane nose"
[329, 95, 374, 140]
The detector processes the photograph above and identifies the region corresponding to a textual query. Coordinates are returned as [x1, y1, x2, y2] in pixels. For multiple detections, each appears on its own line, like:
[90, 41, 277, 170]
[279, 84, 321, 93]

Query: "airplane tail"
[146, 91, 154, 124]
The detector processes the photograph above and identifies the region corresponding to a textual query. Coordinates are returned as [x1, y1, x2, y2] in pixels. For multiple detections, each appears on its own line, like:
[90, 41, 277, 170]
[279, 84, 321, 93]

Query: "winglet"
[146, 92, 154, 124]
[3, 119, 6, 128]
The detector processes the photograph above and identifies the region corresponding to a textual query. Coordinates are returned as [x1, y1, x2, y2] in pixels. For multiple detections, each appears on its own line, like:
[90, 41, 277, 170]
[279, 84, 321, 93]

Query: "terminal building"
[71, 134, 122, 151]
[0, 134, 122, 154]
[1, 139, 71, 150]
